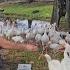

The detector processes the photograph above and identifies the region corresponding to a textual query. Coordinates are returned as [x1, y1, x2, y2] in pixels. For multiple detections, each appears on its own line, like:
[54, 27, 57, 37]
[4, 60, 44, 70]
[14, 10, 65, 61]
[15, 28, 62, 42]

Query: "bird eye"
[67, 52, 69, 56]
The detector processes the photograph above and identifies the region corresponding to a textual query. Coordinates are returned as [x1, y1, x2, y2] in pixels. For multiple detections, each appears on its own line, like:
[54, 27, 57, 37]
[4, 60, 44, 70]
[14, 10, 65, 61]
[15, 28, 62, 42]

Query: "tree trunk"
[5, 0, 7, 2]
[28, 0, 34, 3]
[50, 0, 59, 27]
[66, 0, 70, 28]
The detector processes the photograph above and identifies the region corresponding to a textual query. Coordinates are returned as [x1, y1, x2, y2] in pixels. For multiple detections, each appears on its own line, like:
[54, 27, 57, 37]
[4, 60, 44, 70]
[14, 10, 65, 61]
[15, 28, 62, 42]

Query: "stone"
[17, 64, 32, 70]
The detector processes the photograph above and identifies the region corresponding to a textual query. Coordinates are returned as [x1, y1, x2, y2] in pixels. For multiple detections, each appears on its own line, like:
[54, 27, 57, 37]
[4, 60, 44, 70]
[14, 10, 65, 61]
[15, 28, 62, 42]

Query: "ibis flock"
[0, 19, 70, 49]
[0, 19, 70, 70]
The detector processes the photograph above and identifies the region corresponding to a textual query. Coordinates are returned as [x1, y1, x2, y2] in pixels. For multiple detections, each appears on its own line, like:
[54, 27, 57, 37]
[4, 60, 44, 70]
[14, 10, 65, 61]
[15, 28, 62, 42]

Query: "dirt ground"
[0, 37, 38, 51]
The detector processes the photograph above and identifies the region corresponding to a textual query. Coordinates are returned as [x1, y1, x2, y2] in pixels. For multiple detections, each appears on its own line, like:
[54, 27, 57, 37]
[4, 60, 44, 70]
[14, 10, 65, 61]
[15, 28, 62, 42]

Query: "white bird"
[5, 23, 15, 39]
[37, 27, 45, 35]
[26, 31, 32, 40]
[49, 43, 59, 49]
[0, 21, 4, 36]
[35, 33, 42, 42]
[48, 28, 55, 38]
[51, 23, 57, 31]
[24, 28, 30, 34]
[41, 29, 49, 51]
[44, 54, 61, 70]
[4, 21, 22, 39]
[12, 36, 24, 43]
[59, 40, 70, 70]
[60, 42, 70, 70]
[50, 31, 62, 44]
[41, 29, 49, 43]
[65, 34, 70, 44]
[59, 39, 66, 45]
[26, 29, 35, 41]
[31, 20, 37, 29]
[13, 27, 22, 35]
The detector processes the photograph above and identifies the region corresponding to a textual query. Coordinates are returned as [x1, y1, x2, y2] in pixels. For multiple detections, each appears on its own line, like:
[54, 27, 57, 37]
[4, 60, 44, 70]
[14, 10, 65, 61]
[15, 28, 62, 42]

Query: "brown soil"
[0, 37, 38, 51]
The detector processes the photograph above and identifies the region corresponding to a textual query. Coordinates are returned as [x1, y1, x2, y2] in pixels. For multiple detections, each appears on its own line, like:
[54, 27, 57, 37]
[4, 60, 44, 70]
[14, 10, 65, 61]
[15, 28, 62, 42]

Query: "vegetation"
[1, 3, 53, 20]
[2, 49, 63, 70]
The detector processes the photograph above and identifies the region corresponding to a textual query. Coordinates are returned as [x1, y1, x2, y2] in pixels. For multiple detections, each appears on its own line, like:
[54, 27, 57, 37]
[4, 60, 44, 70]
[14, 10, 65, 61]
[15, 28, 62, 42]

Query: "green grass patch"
[2, 3, 53, 20]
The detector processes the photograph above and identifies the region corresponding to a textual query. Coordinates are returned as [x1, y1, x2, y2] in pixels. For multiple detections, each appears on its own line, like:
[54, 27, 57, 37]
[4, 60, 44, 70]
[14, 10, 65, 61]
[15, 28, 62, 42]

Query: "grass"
[1, 3, 53, 20]
[2, 49, 48, 70]
[1, 49, 63, 70]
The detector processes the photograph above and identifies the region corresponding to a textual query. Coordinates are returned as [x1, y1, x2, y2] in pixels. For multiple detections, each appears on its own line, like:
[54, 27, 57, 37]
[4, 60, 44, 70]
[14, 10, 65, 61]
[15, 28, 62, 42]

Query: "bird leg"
[38, 45, 48, 60]
[38, 53, 44, 60]
[38, 42, 44, 60]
